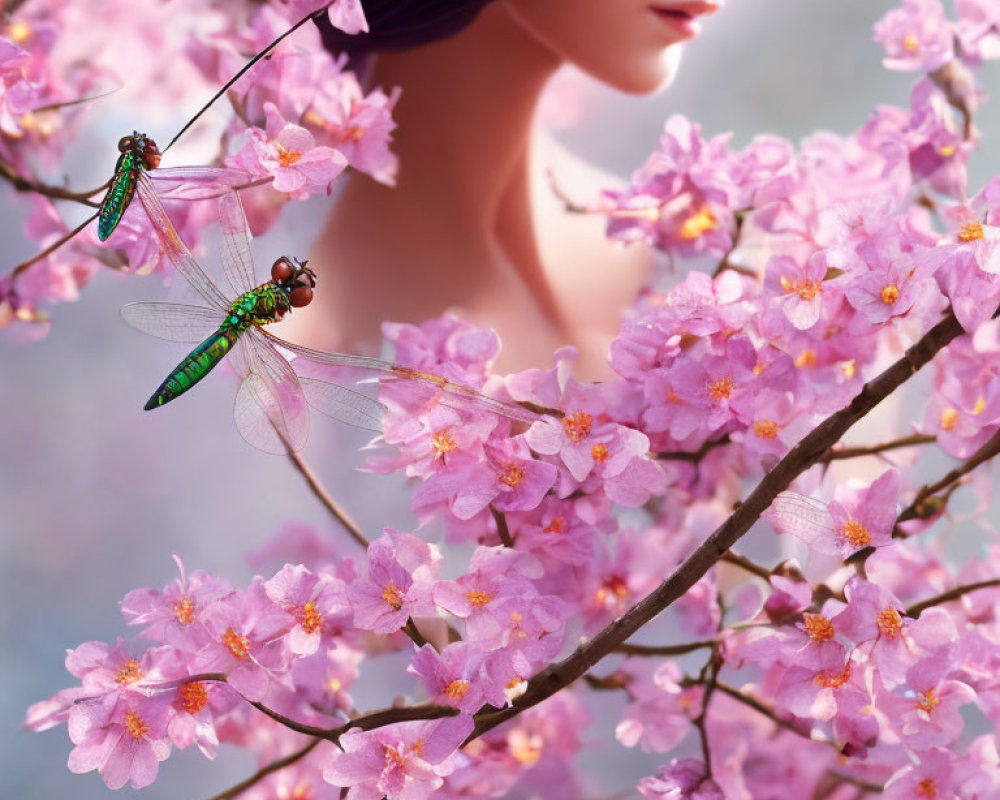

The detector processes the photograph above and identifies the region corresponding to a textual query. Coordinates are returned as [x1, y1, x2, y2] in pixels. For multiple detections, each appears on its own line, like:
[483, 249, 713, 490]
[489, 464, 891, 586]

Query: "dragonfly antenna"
[162, 3, 331, 154]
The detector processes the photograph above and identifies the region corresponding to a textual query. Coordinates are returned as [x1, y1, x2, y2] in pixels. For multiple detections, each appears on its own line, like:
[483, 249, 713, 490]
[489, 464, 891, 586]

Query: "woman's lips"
[649, 3, 719, 39]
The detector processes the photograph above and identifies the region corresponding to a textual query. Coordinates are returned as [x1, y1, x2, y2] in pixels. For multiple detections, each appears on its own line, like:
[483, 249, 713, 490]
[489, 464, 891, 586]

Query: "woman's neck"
[303, 6, 648, 379]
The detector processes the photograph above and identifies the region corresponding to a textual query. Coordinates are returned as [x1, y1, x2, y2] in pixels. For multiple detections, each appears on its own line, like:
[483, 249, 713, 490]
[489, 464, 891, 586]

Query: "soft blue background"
[5, 2, 998, 799]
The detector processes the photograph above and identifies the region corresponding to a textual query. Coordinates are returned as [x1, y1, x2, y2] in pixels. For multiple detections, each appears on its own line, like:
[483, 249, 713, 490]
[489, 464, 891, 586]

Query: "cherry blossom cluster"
[23, 0, 1000, 799]
[0, 0, 393, 335]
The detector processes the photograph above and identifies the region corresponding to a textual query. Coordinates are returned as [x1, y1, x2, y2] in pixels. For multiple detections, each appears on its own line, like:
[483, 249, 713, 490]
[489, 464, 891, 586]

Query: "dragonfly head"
[271, 257, 316, 308]
[118, 132, 161, 169]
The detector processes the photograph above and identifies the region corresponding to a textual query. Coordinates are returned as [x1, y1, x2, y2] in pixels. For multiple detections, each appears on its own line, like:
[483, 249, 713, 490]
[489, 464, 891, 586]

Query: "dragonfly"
[122, 177, 539, 453]
[9, 3, 336, 275]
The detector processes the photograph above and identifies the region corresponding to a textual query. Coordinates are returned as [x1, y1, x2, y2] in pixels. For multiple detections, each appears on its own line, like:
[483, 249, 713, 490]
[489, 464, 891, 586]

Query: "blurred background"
[4, 1, 999, 798]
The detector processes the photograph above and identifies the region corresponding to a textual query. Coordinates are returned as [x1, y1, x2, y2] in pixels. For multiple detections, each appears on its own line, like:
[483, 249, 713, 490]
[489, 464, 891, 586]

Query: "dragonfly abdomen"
[98, 150, 139, 241]
[144, 326, 241, 410]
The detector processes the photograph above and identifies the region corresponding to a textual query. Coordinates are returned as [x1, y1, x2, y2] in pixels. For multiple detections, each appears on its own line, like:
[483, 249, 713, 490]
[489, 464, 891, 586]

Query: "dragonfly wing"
[136, 172, 230, 311]
[233, 329, 310, 453]
[260, 331, 540, 424]
[147, 167, 259, 201]
[766, 492, 840, 554]
[297, 376, 387, 432]
[121, 302, 222, 343]
[217, 190, 258, 296]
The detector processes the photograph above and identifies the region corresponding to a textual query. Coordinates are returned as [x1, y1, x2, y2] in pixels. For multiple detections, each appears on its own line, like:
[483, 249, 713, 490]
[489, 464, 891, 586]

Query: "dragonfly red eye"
[143, 139, 161, 170]
[271, 258, 294, 283]
[289, 286, 314, 308]
[117, 136, 133, 152]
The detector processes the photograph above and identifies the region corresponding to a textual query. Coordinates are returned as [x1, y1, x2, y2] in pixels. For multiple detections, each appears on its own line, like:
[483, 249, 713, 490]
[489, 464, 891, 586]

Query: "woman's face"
[502, 0, 720, 94]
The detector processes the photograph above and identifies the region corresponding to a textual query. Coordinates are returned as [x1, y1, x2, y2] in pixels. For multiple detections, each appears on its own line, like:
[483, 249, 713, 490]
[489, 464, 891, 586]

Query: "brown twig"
[284, 449, 369, 549]
[0, 158, 105, 206]
[655, 435, 731, 462]
[614, 640, 717, 657]
[712, 681, 814, 742]
[906, 578, 1000, 618]
[467, 310, 964, 742]
[402, 618, 431, 649]
[490, 506, 514, 547]
[201, 738, 322, 800]
[897, 427, 1000, 525]
[9, 212, 98, 282]
[720, 551, 772, 581]
[818, 433, 935, 463]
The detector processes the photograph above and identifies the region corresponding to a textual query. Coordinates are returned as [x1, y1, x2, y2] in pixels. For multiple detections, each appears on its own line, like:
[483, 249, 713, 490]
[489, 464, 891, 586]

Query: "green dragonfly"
[11, 4, 334, 277]
[123, 177, 538, 453]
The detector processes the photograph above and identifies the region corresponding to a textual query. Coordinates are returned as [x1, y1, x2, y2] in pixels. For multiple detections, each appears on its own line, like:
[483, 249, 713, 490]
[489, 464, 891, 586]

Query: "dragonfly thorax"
[118, 131, 161, 171]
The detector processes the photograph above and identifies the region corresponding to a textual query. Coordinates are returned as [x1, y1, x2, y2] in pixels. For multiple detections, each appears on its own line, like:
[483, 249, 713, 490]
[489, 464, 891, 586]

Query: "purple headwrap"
[316, 0, 498, 59]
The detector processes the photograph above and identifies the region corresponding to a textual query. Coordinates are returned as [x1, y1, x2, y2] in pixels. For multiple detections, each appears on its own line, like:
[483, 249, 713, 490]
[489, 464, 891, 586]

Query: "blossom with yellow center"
[544, 516, 566, 534]
[813, 664, 851, 689]
[115, 658, 143, 685]
[173, 596, 195, 626]
[802, 613, 835, 643]
[125, 709, 149, 740]
[958, 220, 985, 242]
[876, 607, 903, 638]
[300, 600, 324, 635]
[443, 679, 470, 703]
[500, 463, 525, 488]
[780, 275, 822, 301]
[840, 519, 871, 548]
[916, 688, 940, 714]
[939, 407, 958, 431]
[796, 350, 817, 369]
[678, 207, 717, 240]
[561, 411, 593, 443]
[223, 628, 251, 659]
[902, 34, 919, 53]
[709, 376, 734, 402]
[276, 143, 301, 167]
[179, 682, 209, 714]
[466, 590, 492, 607]
[381, 584, 404, 611]
[431, 430, 457, 455]
[591, 443, 609, 462]
[880, 284, 900, 305]
[753, 419, 778, 439]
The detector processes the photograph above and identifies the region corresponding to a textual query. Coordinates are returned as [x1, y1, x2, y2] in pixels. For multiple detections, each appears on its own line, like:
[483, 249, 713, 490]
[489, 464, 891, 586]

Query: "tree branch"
[284, 449, 369, 549]
[818, 432, 935, 463]
[654, 435, 731, 462]
[201, 738, 322, 800]
[897, 427, 1000, 525]
[467, 310, 964, 741]
[615, 640, 717, 657]
[906, 578, 1000, 618]
[490, 506, 514, 547]
[0, 157, 105, 206]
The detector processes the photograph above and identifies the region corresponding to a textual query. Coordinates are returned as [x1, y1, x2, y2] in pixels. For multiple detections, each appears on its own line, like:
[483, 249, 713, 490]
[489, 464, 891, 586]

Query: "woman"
[307, 0, 722, 379]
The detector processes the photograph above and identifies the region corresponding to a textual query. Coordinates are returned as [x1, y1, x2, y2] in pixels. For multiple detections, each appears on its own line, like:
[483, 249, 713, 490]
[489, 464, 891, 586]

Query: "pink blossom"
[228, 102, 346, 199]
[324, 715, 473, 800]
[408, 643, 494, 713]
[194, 577, 296, 701]
[120, 556, 234, 650]
[879, 653, 976, 750]
[66, 694, 172, 789]
[264, 563, 351, 656]
[348, 530, 441, 634]
[638, 759, 725, 799]
[874, 0, 955, 72]
[883, 747, 961, 799]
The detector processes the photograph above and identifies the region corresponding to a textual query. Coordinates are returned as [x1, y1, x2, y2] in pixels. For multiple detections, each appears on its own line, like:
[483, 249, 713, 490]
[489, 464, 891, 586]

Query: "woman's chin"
[591, 45, 683, 95]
